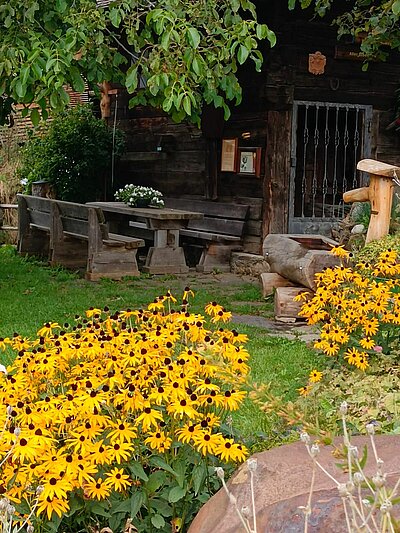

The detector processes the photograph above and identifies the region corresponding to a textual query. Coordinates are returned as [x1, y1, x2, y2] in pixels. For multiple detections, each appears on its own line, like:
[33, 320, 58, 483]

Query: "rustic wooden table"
[87, 202, 203, 274]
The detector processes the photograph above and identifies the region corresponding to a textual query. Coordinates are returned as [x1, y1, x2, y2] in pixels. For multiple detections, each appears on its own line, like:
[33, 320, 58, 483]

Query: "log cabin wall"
[257, 1, 400, 237]
[111, 0, 400, 252]
[114, 104, 206, 197]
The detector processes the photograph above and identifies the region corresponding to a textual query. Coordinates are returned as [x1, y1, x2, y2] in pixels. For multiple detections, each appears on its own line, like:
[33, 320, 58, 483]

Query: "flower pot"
[134, 199, 151, 208]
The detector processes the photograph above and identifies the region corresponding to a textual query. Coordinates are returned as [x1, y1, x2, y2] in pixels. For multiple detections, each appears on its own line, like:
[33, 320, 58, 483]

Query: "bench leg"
[196, 243, 242, 273]
[86, 247, 140, 281]
[50, 238, 88, 269]
[18, 228, 50, 259]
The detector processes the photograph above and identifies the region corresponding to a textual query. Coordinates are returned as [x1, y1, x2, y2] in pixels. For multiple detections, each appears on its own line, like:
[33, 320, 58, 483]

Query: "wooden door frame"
[263, 109, 292, 237]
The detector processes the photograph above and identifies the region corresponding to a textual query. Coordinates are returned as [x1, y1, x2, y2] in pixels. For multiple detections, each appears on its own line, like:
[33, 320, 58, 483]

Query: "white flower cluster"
[114, 184, 164, 208]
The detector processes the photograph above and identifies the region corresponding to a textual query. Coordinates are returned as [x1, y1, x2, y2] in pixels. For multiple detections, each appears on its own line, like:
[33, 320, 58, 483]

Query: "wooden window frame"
[237, 147, 262, 177]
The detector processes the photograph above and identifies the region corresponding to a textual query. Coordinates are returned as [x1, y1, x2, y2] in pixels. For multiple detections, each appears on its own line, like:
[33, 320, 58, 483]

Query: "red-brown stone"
[189, 435, 400, 533]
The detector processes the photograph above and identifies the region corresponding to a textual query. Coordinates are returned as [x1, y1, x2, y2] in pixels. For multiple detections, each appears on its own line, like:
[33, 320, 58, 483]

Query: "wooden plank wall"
[114, 103, 206, 197]
[113, 106, 267, 253]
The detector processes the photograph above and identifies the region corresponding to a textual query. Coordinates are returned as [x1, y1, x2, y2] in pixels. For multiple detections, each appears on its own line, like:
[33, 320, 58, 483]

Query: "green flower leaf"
[130, 491, 146, 518]
[146, 470, 167, 493]
[149, 455, 176, 476]
[129, 462, 149, 482]
[151, 514, 166, 529]
[168, 485, 186, 503]
[192, 462, 207, 496]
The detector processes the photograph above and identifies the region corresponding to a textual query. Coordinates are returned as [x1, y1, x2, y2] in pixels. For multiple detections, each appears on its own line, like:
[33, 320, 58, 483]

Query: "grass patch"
[232, 331, 321, 449]
[0, 245, 318, 447]
[0, 246, 271, 336]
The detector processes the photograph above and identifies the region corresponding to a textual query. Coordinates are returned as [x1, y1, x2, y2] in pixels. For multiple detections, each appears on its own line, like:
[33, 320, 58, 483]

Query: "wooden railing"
[0, 204, 18, 232]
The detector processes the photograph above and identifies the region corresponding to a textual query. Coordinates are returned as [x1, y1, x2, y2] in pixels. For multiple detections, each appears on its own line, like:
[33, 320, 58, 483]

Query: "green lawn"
[0, 245, 321, 449]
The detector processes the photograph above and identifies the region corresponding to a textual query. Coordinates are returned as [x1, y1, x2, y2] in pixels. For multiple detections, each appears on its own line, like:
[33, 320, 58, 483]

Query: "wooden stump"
[259, 272, 295, 298]
[274, 286, 312, 321]
[31, 181, 55, 198]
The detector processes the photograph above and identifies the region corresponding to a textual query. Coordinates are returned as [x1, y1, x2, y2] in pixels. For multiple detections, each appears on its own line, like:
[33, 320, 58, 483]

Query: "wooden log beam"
[343, 187, 370, 203]
[263, 234, 339, 290]
[343, 158, 398, 244]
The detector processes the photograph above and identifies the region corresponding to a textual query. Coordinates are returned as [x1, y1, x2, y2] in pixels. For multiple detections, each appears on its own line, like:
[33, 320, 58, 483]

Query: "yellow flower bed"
[0, 291, 249, 531]
[298, 246, 400, 372]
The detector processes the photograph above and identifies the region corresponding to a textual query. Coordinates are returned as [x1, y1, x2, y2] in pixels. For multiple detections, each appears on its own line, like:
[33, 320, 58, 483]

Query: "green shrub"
[256, 357, 400, 440]
[354, 233, 400, 264]
[18, 105, 125, 202]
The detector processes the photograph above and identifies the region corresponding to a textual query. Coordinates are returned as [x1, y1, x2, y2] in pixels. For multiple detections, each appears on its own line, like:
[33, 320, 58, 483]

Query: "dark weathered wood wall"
[112, 1, 400, 253]
[115, 108, 206, 197]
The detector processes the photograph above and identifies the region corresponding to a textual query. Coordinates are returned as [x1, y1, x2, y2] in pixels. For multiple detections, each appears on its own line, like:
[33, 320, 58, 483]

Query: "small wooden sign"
[334, 45, 368, 61]
[221, 138, 238, 172]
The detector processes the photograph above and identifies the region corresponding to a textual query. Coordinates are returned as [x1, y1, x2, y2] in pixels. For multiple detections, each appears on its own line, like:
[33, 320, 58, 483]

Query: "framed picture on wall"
[220, 138, 238, 172]
[238, 147, 262, 177]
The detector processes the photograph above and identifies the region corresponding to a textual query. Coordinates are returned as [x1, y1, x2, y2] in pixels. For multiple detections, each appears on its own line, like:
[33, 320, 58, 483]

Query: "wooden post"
[31, 180, 54, 198]
[263, 110, 291, 236]
[343, 159, 398, 243]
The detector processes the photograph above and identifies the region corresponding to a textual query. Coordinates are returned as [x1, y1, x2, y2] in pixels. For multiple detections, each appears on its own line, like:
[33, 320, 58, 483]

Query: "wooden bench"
[163, 198, 250, 272]
[17, 194, 144, 280]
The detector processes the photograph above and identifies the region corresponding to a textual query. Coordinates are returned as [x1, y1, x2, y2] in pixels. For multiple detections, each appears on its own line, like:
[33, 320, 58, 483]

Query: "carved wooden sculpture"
[100, 81, 112, 119]
[343, 159, 399, 243]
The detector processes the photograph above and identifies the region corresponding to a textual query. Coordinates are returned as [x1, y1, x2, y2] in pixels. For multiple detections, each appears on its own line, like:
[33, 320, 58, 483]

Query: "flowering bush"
[297, 246, 400, 371]
[115, 185, 164, 208]
[0, 291, 248, 532]
[355, 233, 400, 265]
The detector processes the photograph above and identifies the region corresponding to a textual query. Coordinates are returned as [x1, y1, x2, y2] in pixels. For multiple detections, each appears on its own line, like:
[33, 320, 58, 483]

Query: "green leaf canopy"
[0, 0, 276, 125]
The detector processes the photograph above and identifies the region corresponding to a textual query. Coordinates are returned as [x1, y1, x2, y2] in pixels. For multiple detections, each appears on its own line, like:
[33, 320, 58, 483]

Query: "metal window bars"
[289, 101, 372, 234]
